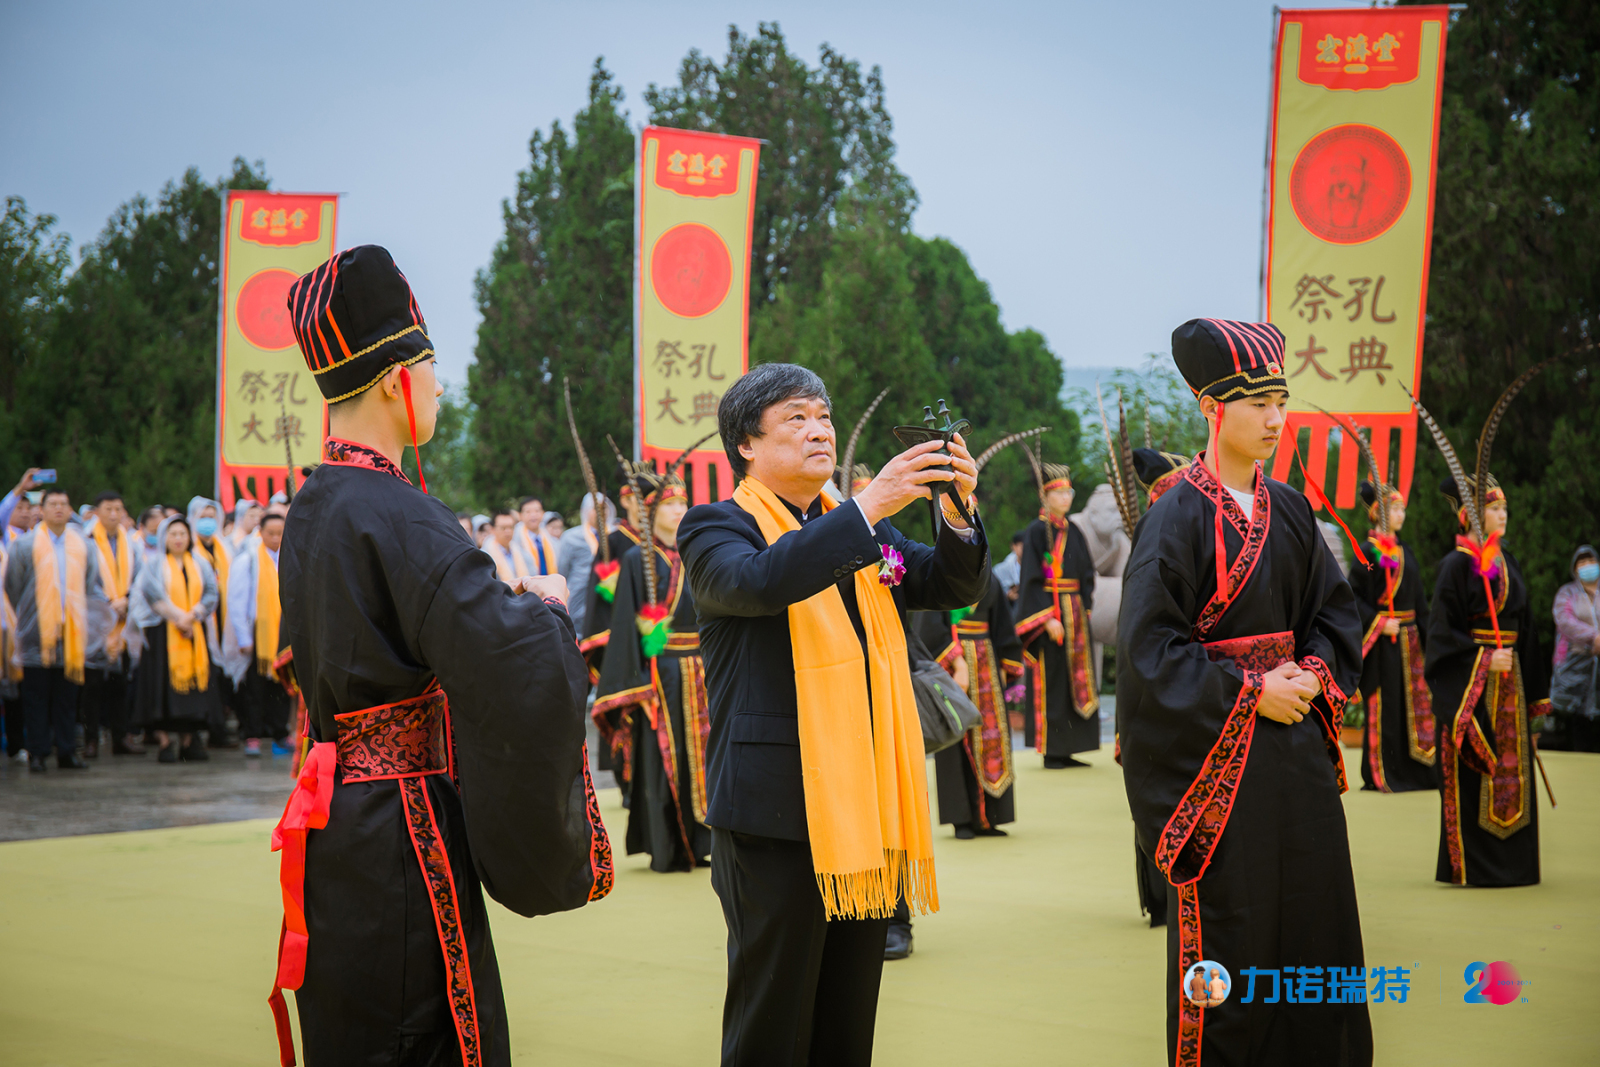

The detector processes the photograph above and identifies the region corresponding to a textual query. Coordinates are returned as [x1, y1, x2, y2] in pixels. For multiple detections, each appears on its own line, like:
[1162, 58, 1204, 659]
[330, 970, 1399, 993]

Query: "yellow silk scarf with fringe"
[254, 542, 281, 677]
[733, 476, 938, 920]
[33, 527, 87, 683]
[164, 553, 209, 693]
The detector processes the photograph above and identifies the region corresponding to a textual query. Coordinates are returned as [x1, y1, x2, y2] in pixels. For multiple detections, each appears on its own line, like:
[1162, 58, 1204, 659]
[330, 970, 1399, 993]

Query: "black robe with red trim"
[593, 540, 712, 872]
[580, 522, 644, 684]
[1348, 536, 1436, 793]
[1425, 546, 1549, 887]
[914, 577, 1023, 829]
[1117, 459, 1370, 1067]
[280, 439, 611, 1067]
[1016, 516, 1099, 757]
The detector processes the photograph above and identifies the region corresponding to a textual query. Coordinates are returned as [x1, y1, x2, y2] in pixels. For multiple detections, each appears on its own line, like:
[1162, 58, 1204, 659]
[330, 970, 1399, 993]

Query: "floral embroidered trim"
[322, 436, 411, 484]
[334, 689, 448, 782]
[1401, 625, 1436, 765]
[577, 742, 614, 902]
[1365, 691, 1391, 793]
[1184, 461, 1271, 641]
[399, 776, 481, 1067]
[1175, 883, 1204, 1067]
[1478, 661, 1531, 840]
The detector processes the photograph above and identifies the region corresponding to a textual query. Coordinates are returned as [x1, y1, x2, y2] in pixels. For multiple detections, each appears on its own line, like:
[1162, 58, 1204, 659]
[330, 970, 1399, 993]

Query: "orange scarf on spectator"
[165, 552, 209, 693]
[33, 526, 88, 684]
[733, 476, 938, 920]
[91, 521, 132, 658]
[193, 535, 230, 633]
[254, 541, 281, 677]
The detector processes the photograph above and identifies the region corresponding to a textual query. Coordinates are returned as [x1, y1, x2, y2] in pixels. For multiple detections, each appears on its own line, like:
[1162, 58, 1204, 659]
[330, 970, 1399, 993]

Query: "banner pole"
[1256, 6, 1281, 322]
[215, 190, 230, 506]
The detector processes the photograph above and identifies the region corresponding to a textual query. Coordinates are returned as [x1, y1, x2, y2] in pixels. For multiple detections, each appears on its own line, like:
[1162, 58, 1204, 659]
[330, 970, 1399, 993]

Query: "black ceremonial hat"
[1171, 318, 1288, 402]
[288, 245, 434, 403]
[1131, 448, 1191, 504]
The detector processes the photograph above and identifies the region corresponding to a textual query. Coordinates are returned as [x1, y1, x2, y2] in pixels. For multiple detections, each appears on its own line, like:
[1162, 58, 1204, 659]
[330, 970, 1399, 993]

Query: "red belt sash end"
[267, 739, 336, 1066]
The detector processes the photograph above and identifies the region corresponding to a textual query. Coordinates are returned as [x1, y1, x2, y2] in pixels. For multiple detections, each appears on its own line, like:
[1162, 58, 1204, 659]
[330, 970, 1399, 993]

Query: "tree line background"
[2, 6, 1595, 648]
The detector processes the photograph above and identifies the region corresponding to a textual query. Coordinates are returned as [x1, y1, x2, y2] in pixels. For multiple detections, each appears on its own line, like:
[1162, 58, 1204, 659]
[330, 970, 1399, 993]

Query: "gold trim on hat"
[312, 324, 430, 376]
[323, 347, 436, 404]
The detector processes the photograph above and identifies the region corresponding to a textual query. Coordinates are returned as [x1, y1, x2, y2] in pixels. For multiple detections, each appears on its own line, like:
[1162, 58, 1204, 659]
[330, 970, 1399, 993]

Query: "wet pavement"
[1, 716, 621, 842]
[0, 746, 298, 841]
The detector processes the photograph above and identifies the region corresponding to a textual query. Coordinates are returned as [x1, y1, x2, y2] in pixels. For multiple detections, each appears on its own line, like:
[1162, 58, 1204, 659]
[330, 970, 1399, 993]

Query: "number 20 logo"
[1463, 961, 1522, 1005]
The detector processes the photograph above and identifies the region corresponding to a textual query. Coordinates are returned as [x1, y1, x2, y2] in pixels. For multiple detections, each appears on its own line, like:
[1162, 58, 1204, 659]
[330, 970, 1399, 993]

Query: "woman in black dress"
[132, 516, 220, 763]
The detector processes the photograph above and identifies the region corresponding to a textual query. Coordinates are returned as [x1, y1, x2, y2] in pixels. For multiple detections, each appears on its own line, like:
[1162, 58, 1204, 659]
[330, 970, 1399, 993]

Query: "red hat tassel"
[1292, 435, 1369, 568]
[398, 366, 428, 494]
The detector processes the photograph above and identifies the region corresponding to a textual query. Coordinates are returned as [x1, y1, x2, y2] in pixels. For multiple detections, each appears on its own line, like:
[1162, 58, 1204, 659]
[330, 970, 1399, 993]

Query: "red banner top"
[648, 127, 763, 200]
[234, 191, 333, 247]
[1281, 6, 1452, 92]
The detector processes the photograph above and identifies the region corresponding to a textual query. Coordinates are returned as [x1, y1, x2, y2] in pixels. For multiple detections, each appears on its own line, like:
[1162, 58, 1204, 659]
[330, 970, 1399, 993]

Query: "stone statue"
[1069, 483, 1131, 688]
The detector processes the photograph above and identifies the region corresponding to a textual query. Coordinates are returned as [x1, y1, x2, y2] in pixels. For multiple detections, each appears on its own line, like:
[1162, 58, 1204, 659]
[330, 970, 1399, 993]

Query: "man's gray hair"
[717, 363, 831, 480]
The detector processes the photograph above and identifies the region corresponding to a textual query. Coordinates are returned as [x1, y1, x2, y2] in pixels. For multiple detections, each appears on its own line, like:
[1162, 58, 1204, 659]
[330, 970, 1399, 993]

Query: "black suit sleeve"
[884, 516, 991, 614]
[679, 501, 881, 619]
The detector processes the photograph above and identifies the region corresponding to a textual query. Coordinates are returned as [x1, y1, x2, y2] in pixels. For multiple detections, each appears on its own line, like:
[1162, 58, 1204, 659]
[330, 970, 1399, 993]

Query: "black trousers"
[711, 827, 888, 1067]
[82, 658, 132, 743]
[22, 666, 80, 760]
[3, 697, 23, 756]
[238, 663, 291, 741]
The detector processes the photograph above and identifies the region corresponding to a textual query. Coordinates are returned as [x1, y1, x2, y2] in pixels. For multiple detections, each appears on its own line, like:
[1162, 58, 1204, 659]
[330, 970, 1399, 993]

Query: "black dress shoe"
[28, 756, 47, 773]
[1044, 755, 1090, 769]
[975, 826, 1009, 837]
[884, 925, 913, 961]
[58, 753, 90, 769]
[113, 736, 147, 756]
[180, 740, 210, 762]
[953, 824, 977, 840]
[158, 741, 180, 764]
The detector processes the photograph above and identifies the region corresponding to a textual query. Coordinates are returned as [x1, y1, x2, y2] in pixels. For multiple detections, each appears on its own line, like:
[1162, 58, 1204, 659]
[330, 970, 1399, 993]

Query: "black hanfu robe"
[1425, 545, 1550, 887]
[277, 439, 612, 1067]
[580, 521, 643, 686]
[593, 540, 712, 871]
[1348, 536, 1435, 792]
[1118, 459, 1370, 1067]
[915, 578, 1023, 830]
[1016, 515, 1099, 757]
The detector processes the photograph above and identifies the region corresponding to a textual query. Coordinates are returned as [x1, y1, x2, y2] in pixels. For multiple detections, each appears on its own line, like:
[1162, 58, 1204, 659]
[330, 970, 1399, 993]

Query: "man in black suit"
[678, 363, 990, 1066]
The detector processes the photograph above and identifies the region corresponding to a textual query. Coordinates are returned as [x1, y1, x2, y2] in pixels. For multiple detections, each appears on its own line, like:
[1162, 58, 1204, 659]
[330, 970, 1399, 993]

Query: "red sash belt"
[954, 619, 990, 637]
[268, 685, 480, 1067]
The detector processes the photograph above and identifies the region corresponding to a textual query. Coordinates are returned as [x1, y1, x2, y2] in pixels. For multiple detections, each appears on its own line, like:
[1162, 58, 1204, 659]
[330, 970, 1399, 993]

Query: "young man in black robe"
[593, 473, 711, 870]
[1349, 482, 1436, 792]
[679, 364, 990, 1067]
[1118, 318, 1370, 1067]
[1426, 475, 1549, 886]
[272, 245, 611, 1067]
[1016, 464, 1099, 767]
[914, 576, 1022, 836]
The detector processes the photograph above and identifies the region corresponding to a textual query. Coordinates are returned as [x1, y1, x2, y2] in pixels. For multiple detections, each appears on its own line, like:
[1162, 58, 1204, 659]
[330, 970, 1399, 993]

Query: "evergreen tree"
[1395, 0, 1599, 651]
[468, 61, 635, 513]
[0, 197, 71, 482]
[11, 160, 270, 507]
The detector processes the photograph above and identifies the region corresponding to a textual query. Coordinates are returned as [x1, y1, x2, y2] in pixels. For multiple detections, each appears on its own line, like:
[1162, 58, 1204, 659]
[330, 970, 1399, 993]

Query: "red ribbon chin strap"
[399, 366, 428, 495]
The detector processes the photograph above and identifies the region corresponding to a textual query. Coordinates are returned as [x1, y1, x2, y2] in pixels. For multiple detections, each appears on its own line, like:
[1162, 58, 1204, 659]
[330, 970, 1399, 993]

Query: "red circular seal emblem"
[651, 223, 732, 318]
[235, 268, 299, 350]
[1290, 124, 1411, 245]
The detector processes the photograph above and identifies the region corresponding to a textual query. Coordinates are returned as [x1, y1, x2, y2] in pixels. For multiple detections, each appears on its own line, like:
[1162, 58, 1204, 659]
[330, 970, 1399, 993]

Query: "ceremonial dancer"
[913, 428, 1045, 839]
[578, 442, 649, 685]
[1347, 475, 1435, 792]
[1118, 318, 1370, 1065]
[679, 365, 989, 1066]
[270, 245, 610, 1067]
[594, 454, 714, 871]
[1410, 366, 1554, 888]
[1015, 445, 1098, 767]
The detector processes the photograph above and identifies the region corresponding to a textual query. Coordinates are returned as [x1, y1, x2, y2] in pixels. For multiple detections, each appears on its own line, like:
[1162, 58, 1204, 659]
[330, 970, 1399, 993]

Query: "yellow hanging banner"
[1264, 6, 1451, 507]
[215, 191, 338, 509]
[635, 126, 761, 503]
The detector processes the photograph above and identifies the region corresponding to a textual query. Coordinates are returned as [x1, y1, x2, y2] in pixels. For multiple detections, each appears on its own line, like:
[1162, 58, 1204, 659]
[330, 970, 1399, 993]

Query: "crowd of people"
[0, 473, 293, 767]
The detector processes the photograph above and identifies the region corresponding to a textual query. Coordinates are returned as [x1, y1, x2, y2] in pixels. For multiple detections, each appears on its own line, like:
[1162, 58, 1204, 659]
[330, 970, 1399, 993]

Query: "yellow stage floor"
[2, 747, 1596, 1065]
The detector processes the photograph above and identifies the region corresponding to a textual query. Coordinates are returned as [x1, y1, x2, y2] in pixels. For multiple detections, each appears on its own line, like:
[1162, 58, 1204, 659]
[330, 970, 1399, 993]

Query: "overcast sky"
[2, 0, 1373, 386]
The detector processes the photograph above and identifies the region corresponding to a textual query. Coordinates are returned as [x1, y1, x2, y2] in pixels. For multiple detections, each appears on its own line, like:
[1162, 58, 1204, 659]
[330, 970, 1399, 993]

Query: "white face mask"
[1579, 562, 1600, 584]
